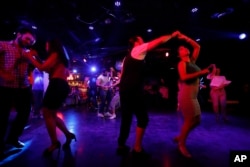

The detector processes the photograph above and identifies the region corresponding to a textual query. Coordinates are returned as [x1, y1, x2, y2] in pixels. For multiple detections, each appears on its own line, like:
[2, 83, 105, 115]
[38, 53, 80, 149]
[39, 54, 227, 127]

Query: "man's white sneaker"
[104, 112, 113, 117]
[97, 113, 104, 117]
[109, 114, 116, 119]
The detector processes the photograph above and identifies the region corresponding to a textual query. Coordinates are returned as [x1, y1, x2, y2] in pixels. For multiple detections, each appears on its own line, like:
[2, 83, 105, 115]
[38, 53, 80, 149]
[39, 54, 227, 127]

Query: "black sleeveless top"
[119, 55, 145, 92]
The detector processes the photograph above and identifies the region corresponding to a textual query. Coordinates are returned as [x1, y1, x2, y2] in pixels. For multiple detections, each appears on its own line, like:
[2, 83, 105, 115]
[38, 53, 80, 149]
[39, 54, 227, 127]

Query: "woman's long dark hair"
[47, 38, 70, 67]
[171, 39, 194, 58]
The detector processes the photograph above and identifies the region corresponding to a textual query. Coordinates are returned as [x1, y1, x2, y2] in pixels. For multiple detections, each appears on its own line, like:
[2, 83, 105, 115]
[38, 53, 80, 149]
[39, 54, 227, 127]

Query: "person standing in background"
[207, 65, 231, 122]
[0, 26, 37, 158]
[31, 68, 44, 119]
[107, 71, 122, 119]
[96, 68, 113, 118]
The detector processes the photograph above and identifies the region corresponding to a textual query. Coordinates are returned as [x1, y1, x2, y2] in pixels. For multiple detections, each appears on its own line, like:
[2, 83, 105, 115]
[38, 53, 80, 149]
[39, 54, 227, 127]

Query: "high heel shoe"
[43, 141, 61, 157]
[178, 144, 192, 158]
[173, 136, 179, 144]
[63, 133, 77, 149]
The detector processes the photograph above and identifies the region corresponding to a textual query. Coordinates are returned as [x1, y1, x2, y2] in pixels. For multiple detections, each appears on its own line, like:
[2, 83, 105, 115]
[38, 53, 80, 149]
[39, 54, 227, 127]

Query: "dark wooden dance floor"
[1, 104, 250, 167]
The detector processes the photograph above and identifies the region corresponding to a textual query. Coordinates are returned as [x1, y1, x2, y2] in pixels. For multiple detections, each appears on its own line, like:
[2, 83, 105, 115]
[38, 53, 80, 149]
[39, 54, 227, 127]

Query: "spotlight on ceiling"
[147, 28, 152, 33]
[95, 38, 101, 42]
[90, 66, 97, 72]
[88, 26, 94, 30]
[191, 7, 198, 13]
[114, 1, 121, 7]
[239, 33, 247, 40]
[195, 38, 201, 42]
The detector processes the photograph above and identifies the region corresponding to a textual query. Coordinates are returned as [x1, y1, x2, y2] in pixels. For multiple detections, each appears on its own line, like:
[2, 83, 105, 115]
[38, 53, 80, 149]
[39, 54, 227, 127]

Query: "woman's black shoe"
[131, 149, 151, 159]
[116, 145, 130, 156]
[63, 133, 77, 149]
[43, 141, 61, 157]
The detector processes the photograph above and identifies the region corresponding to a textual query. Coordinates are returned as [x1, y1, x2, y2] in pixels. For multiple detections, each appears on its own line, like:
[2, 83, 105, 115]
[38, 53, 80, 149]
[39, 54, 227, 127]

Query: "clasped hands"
[171, 30, 189, 40]
[207, 64, 216, 73]
[22, 49, 38, 60]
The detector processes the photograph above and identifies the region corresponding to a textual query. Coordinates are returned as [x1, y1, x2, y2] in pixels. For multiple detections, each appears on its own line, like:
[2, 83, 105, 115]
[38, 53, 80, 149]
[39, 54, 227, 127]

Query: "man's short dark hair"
[16, 26, 36, 38]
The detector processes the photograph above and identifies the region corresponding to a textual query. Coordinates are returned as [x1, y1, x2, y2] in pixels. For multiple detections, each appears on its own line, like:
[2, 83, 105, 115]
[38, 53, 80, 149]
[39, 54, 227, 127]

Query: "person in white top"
[31, 68, 44, 118]
[107, 71, 121, 119]
[207, 65, 231, 122]
[96, 69, 113, 117]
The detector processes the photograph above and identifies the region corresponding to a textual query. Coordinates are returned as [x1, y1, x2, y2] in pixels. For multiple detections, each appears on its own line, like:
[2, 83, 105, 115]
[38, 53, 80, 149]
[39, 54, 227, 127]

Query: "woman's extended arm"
[24, 51, 58, 72]
[178, 61, 210, 81]
[178, 33, 200, 62]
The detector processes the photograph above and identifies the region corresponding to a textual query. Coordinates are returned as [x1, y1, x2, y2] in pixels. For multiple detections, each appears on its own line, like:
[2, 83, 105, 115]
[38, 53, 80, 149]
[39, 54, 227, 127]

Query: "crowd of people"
[0, 25, 235, 160]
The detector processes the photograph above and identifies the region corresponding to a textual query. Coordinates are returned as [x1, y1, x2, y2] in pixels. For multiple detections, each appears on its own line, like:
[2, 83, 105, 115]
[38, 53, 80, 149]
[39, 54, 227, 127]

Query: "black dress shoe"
[6, 140, 25, 148]
[116, 145, 130, 156]
[131, 149, 151, 159]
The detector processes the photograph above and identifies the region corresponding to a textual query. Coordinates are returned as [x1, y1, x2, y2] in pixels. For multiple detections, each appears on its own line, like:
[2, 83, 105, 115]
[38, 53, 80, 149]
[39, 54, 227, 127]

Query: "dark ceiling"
[0, 0, 250, 62]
